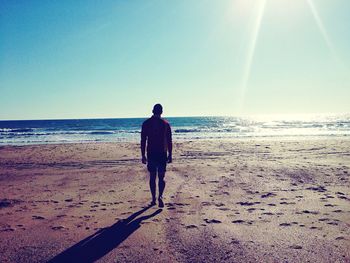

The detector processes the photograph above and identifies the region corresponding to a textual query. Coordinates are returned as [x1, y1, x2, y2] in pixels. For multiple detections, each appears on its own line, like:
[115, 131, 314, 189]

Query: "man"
[141, 104, 172, 207]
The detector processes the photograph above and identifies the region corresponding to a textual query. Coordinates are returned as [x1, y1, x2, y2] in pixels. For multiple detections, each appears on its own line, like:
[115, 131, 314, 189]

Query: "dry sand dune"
[0, 139, 349, 262]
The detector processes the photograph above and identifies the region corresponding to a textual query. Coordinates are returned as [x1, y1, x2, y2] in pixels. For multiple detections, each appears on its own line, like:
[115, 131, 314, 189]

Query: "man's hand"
[167, 154, 172, 163]
[142, 155, 147, 164]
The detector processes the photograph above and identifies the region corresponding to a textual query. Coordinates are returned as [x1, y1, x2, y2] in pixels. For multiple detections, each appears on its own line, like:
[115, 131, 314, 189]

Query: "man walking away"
[141, 104, 172, 208]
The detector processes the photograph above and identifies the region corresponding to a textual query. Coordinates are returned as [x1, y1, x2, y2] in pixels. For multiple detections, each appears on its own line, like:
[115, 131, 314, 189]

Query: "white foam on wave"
[0, 114, 349, 145]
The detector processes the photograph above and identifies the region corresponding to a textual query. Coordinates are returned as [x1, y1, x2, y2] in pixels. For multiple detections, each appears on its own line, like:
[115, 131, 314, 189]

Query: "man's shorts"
[147, 152, 167, 173]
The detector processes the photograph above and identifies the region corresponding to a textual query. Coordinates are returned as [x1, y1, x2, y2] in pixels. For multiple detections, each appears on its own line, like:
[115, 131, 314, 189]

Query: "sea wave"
[175, 129, 201, 133]
[1, 114, 350, 145]
[0, 128, 34, 133]
[89, 131, 114, 135]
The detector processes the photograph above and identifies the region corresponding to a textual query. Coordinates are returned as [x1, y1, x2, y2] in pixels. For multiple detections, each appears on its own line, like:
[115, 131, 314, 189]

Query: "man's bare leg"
[158, 171, 166, 207]
[149, 171, 157, 205]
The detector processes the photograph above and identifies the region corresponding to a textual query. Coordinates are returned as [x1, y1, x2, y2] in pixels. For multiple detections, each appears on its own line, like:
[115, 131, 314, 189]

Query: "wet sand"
[0, 139, 349, 262]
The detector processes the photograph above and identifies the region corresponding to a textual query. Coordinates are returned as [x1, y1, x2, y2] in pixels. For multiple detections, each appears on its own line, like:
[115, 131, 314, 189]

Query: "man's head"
[152, 104, 163, 116]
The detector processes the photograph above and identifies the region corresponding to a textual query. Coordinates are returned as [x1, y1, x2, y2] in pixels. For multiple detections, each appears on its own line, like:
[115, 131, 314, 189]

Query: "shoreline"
[1, 134, 349, 147]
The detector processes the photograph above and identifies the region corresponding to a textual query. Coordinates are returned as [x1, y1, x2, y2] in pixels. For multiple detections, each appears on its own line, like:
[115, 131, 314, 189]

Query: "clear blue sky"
[1, 0, 349, 120]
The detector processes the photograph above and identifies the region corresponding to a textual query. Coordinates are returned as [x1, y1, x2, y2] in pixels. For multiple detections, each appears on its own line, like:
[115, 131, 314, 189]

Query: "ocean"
[0, 114, 349, 145]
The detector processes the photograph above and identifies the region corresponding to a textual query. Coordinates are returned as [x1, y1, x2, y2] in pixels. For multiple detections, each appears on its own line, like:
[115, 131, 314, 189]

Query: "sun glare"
[306, 0, 339, 62]
[237, 0, 266, 113]
[234, 0, 340, 114]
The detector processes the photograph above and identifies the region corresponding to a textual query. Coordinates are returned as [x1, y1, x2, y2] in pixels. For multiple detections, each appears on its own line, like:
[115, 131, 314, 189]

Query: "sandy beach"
[0, 139, 349, 262]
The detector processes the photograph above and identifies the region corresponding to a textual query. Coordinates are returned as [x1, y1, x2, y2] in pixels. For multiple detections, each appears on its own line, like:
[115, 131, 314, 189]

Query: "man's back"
[141, 104, 172, 207]
[141, 116, 172, 154]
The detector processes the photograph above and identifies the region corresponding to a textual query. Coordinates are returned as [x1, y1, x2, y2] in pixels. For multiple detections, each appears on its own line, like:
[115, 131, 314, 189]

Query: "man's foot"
[150, 199, 156, 206]
[158, 197, 164, 208]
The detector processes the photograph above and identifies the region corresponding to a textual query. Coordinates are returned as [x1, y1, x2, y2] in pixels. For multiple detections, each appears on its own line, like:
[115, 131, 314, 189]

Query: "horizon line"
[0, 112, 349, 122]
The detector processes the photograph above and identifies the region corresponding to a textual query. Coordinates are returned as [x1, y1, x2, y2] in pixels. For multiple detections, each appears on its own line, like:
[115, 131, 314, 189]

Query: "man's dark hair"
[152, 104, 163, 115]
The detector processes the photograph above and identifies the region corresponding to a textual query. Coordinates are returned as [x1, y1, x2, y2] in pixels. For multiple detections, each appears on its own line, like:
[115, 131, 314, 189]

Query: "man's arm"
[141, 123, 147, 164]
[167, 123, 172, 163]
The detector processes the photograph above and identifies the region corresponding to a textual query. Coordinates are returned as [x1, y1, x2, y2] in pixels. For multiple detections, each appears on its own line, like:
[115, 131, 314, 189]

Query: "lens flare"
[237, 0, 266, 113]
[306, 0, 338, 61]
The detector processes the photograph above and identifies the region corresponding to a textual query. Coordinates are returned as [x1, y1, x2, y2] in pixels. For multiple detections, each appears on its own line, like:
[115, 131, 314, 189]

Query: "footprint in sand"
[6, 228, 16, 232]
[261, 192, 277, 198]
[336, 192, 345, 195]
[302, 210, 319, 215]
[230, 239, 240, 244]
[237, 201, 260, 206]
[204, 219, 222, 224]
[232, 220, 245, 224]
[174, 203, 190, 207]
[324, 204, 337, 207]
[120, 212, 130, 215]
[280, 201, 296, 205]
[52, 226, 65, 230]
[310, 226, 322, 230]
[187, 210, 197, 215]
[290, 245, 302, 249]
[306, 186, 327, 192]
[262, 212, 274, 215]
[0, 199, 22, 208]
[209, 180, 219, 183]
[57, 214, 66, 218]
[327, 222, 339, 225]
[332, 210, 343, 213]
[279, 223, 292, 227]
[185, 225, 198, 229]
[318, 218, 330, 222]
[335, 236, 345, 240]
[32, 215, 45, 220]
[232, 220, 253, 225]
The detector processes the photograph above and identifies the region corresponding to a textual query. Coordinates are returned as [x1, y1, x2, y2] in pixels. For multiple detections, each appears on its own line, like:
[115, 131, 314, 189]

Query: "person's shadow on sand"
[48, 205, 162, 263]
